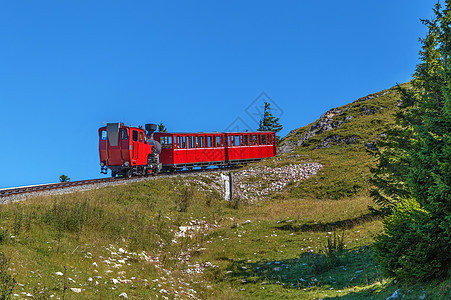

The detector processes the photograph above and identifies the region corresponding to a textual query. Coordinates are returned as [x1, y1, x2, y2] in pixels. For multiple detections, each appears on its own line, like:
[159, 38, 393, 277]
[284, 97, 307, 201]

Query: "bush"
[374, 198, 448, 282]
[176, 186, 194, 212]
[0, 253, 15, 299]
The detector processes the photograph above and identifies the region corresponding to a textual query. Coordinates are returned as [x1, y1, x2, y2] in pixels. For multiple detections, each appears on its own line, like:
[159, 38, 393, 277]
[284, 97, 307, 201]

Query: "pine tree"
[157, 122, 167, 133]
[372, 1, 451, 281]
[257, 102, 283, 143]
[59, 175, 70, 182]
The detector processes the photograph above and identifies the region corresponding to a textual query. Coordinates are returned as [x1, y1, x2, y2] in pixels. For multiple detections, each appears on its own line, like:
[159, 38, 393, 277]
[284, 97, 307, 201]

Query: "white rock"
[386, 289, 399, 300]
[112, 278, 119, 284]
[55, 272, 63, 276]
[70, 288, 82, 293]
[119, 292, 128, 298]
[118, 248, 126, 254]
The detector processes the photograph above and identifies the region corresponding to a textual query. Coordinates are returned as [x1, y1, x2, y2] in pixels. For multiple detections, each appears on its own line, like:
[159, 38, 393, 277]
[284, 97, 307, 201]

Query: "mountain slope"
[277, 83, 408, 200]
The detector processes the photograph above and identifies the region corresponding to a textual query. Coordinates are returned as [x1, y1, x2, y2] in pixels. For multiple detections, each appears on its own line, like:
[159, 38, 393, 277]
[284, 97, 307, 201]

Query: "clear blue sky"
[0, 0, 437, 188]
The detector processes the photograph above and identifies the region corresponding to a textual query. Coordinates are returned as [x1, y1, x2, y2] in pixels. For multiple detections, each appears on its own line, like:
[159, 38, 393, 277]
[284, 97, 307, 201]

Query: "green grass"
[1, 83, 449, 299]
[1, 174, 449, 299]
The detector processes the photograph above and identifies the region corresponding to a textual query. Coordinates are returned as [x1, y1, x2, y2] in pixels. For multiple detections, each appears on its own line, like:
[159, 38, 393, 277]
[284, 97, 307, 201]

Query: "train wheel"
[126, 170, 132, 179]
[111, 171, 117, 178]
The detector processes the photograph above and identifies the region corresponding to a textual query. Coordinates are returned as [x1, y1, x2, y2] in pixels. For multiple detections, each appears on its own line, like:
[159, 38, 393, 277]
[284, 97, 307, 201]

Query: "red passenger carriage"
[99, 123, 277, 176]
[153, 131, 277, 171]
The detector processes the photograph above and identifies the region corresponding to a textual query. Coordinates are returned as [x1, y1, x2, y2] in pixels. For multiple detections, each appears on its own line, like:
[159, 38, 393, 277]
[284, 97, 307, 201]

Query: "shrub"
[374, 198, 447, 282]
[176, 186, 194, 212]
[0, 230, 7, 245]
[310, 231, 346, 274]
[0, 253, 15, 299]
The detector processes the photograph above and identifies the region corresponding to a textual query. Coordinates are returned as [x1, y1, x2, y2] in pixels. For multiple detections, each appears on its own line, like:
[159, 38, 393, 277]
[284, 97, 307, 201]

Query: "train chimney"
[145, 123, 157, 136]
[145, 123, 161, 155]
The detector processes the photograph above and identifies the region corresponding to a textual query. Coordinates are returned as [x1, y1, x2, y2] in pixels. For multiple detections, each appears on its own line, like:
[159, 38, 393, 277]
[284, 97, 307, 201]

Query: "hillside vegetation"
[1, 84, 449, 299]
[279, 84, 408, 200]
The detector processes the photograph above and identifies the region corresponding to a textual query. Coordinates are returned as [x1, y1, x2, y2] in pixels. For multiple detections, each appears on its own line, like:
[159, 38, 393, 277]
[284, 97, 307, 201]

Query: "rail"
[0, 167, 236, 199]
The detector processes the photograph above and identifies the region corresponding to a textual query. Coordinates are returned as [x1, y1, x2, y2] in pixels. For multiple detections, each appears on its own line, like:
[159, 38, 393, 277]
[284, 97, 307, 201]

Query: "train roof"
[154, 131, 275, 135]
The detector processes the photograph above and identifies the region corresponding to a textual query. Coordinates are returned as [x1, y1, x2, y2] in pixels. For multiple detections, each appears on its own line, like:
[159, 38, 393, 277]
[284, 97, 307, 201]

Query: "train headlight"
[124, 161, 129, 167]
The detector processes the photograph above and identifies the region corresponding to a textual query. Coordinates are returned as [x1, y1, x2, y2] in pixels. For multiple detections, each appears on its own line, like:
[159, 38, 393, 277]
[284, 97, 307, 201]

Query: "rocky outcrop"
[278, 90, 393, 154]
[314, 135, 358, 149]
[279, 108, 345, 153]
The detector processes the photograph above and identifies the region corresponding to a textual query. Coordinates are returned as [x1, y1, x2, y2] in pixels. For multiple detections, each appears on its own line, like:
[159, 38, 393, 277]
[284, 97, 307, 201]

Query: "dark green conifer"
[257, 102, 283, 143]
[157, 122, 167, 133]
[372, 0, 451, 281]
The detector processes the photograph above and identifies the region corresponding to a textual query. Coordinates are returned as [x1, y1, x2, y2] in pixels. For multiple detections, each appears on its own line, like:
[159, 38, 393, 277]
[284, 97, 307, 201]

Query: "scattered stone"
[386, 289, 399, 300]
[233, 163, 322, 202]
[55, 272, 63, 276]
[119, 292, 128, 298]
[70, 288, 82, 293]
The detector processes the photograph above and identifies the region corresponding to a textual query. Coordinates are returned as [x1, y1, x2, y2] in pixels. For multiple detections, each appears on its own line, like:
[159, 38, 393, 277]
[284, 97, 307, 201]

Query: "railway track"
[0, 177, 121, 198]
[0, 167, 233, 200]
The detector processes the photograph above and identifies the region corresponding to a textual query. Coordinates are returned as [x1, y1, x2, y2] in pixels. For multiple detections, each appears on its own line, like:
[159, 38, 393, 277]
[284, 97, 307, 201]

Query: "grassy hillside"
[278, 84, 408, 200]
[1, 84, 449, 299]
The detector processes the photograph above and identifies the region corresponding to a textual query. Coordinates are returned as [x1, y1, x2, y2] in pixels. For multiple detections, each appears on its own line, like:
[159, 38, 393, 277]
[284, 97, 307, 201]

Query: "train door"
[131, 130, 140, 164]
[273, 132, 277, 155]
[120, 128, 129, 163]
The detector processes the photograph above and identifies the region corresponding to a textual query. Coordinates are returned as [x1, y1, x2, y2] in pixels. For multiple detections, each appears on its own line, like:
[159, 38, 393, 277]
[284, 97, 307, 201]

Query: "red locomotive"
[99, 123, 277, 177]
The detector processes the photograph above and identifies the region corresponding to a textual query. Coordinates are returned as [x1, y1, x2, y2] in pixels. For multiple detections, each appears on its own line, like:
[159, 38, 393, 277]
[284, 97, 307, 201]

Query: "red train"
[99, 123, 277, 177]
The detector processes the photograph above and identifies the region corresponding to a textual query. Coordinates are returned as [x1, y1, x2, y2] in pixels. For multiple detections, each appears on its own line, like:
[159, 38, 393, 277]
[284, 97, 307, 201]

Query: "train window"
[207, 136, 212, 147]
[160, 136, 173, 148]
[243, 135, 249, 146]
[216, 136, 221, 147]
[262, 134, 267, 145]
[234, 135, 240, 146]
[200, 136, 205, 148]
[268, 134, 272, 144]
[253, 135, 258, 145]
[101, 130, 107, 140]
[139, 132, 143, 143]
[121, 129, 128, 140]
[132, 130, 138, 142]
[181, 136, 186, 148]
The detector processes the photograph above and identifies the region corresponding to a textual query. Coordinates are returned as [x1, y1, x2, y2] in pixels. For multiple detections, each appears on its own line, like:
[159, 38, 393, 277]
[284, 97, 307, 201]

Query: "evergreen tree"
[59, 175, 70, 182]
[372, 1, 451, 281]
[257, 102, 283, 143]
[158, 122, 167, 133]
